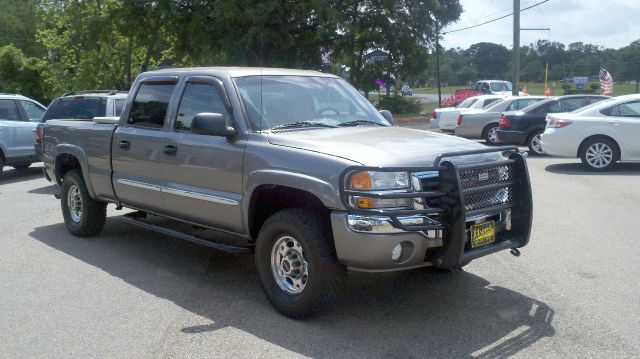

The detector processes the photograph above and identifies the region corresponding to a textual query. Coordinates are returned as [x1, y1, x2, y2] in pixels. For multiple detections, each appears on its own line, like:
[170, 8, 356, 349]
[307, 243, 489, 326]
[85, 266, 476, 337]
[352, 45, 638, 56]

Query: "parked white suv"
[41, 90, 128, 122]
[0, 93, 47, 174]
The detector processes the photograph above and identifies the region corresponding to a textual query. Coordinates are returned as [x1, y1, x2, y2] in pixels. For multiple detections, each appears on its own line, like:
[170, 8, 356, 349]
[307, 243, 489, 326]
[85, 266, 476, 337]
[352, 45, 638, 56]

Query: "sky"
[441, 0, 640, 50]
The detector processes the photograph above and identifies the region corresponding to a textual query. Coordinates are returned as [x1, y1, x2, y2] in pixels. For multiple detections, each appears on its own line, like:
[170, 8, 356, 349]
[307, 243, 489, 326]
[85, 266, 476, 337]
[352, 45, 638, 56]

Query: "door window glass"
[0, 100, 21, 121]
[561, 98, 587, 112]
[20, 100, 45, 122]
[128, 82, 176, 129]
[114, 98, 126, 116]
[175, 82, 229, 131]
[482, 98, 501, 108]
[616, 101, 640, 117]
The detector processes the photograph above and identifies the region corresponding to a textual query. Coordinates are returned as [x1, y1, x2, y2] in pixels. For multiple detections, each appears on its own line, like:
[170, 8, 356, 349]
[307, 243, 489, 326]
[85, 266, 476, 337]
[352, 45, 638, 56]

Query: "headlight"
[349, 171, 409, 190]
[348, 171, 411, 209]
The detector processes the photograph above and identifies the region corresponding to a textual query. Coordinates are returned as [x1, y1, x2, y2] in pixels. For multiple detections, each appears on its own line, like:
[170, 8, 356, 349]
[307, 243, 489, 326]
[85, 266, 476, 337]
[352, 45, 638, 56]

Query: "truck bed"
[43, 119, 118, 201]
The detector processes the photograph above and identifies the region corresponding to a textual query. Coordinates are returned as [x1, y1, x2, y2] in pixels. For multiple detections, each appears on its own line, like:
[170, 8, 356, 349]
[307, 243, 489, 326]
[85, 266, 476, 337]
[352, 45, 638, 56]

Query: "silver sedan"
[455, 96, 545, 144]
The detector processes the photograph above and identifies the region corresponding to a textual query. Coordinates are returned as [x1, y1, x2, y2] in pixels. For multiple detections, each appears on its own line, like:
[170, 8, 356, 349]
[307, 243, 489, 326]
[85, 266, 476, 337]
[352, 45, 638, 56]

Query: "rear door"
[602, 100, 640, 159]
[161, 76, 244, 231]
[111, 77, 178, 211]
[0, 99, 32, 158]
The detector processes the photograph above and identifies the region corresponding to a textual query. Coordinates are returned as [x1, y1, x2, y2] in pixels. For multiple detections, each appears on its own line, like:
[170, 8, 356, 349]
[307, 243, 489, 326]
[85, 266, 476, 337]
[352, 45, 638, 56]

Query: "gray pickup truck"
[41, 67, 533, 318]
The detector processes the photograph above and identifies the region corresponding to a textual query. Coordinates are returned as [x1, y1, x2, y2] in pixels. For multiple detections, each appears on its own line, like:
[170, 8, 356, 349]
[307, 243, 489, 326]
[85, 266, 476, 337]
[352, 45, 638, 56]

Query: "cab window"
[128, 82, 176, 129]
[175, 82, 229, 132]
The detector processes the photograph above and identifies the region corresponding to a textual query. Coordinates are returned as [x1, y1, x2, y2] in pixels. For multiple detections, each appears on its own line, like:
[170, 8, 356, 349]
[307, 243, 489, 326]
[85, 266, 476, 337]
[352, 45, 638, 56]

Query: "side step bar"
[118, 214, 252, 254]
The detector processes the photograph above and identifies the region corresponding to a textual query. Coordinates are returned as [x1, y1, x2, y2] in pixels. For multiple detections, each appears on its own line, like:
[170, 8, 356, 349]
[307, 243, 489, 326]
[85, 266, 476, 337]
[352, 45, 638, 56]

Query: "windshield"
[234, 75, 389, 131]
[42, 97, 107, 121]
[456, 98, 478, 108]
[490, 81, 513, 92]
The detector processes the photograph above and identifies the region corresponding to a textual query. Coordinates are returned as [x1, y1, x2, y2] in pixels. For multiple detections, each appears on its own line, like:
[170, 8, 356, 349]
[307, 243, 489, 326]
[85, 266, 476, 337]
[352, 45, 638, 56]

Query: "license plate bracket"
[470, 220, 496, 248]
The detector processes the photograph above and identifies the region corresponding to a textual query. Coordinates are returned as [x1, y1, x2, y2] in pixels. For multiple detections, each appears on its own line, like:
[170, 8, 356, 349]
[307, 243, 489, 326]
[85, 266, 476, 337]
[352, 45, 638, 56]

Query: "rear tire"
[61, 170, 107, 237]
[0, 155, 4, 176]
[580, 137, 619, 171]
[255, 208, 345, 318]
[483, 124, 500, 145]
[527, 130, 546, 156]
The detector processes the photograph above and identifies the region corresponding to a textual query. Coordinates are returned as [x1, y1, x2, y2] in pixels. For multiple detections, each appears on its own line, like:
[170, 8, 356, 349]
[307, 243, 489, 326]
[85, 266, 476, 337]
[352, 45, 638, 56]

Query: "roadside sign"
[574, 76, 588, 90]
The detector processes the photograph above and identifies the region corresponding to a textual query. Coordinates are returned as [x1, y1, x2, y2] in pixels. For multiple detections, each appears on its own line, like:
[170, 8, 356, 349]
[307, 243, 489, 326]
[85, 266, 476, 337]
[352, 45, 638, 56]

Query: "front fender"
[243, 169, 343, 225]
[53, 144, 97, 199]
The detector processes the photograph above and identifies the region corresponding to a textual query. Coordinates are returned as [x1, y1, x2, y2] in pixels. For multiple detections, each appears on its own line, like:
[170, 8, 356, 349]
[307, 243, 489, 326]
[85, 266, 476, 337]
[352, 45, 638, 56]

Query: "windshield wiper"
[337, 120, 386, 127]
[270, 121, 337, 130]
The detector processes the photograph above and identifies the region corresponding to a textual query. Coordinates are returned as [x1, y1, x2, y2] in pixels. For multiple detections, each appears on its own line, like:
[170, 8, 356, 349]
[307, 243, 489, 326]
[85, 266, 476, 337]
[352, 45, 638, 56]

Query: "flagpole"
[544, 62, 549, 96]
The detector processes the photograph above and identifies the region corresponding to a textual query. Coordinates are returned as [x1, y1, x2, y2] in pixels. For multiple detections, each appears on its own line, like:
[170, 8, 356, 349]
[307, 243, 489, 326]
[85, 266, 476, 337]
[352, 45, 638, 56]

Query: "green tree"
[467, 42, 509, 78]
[0, 44, 52, 103]
[332, 0, 462, 90]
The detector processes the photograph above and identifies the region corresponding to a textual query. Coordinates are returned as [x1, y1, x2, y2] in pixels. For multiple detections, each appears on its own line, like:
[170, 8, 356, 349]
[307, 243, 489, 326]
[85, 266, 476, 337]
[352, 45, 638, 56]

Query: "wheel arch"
[577, 134, 621, 160]
[481, 122, 499, 138]
[53, 145, 96, 199]
[247, 184, 331, 241]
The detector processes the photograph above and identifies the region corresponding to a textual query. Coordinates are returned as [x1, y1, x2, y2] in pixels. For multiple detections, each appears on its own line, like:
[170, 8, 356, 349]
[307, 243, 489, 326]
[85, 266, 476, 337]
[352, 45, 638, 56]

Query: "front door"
[111, 77, 178, 212]
[161, 76, 245, 232]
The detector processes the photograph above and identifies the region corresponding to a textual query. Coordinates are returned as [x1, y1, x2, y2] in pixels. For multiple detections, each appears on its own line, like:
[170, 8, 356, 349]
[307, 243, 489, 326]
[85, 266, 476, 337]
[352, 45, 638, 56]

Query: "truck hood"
[268, 126, 496, 167]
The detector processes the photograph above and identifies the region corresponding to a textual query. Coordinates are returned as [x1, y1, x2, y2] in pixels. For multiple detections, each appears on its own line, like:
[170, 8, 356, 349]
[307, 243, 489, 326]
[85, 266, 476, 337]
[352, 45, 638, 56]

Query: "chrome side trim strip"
[116, 178, 162, 192]
[116, 179, 240, 206]
[162, 187, 240, 206]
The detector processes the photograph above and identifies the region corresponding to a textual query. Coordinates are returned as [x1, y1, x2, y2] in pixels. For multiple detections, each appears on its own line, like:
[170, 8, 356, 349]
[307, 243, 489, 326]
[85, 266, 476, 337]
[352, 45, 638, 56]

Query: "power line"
[443, 0, 551, 35]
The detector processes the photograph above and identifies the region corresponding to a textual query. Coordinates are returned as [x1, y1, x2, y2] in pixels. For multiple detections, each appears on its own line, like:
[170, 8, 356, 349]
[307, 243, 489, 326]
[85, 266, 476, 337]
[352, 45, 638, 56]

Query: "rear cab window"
[42, 97, 107, 121]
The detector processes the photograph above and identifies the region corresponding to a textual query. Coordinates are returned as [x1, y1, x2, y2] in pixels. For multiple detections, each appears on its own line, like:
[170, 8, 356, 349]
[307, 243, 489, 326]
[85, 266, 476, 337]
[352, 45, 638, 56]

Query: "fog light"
[391, 244, 403, 261]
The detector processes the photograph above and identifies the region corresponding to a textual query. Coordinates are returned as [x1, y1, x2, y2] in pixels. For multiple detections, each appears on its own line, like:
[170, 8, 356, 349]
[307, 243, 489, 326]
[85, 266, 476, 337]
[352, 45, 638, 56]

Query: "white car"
[430, 96, 478, 129]
[541, 94, 640, 171]
[438, 95, 505, 132]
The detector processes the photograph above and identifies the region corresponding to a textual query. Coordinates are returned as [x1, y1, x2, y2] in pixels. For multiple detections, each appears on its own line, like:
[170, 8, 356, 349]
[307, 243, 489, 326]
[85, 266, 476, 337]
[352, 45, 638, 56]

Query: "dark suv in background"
[496, 95, 610, 155]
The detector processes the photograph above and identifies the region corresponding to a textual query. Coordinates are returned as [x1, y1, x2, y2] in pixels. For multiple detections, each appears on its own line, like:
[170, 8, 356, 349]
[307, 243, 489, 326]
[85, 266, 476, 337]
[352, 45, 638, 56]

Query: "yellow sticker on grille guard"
[470, 221, 496, 248]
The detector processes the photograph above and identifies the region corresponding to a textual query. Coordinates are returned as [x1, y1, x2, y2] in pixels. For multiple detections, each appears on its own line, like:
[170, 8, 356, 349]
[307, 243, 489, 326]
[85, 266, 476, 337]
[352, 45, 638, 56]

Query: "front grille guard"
[339, 146, 532, 235]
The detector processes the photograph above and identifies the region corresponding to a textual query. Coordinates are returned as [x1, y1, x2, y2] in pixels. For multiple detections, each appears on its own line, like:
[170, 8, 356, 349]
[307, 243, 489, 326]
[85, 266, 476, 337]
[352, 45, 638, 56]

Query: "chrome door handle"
[164, 144, 177, 155]
[119, 140, 130, 150]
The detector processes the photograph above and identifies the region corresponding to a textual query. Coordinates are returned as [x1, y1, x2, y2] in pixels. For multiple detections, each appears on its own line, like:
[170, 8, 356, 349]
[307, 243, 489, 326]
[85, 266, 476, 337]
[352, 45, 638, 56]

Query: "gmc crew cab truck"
[42, 67, 533, 318]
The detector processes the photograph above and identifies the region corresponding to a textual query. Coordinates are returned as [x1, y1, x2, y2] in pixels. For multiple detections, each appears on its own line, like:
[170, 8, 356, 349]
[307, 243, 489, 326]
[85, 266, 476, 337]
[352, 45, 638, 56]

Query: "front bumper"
[496, 129, 528, 145]
[333, 147, 533, 271]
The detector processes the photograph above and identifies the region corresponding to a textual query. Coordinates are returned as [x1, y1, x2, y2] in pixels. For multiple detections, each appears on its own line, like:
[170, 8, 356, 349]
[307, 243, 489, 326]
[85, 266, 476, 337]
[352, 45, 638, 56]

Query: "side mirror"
[379, 110, 394, 125]
[191, 113, 236, 137]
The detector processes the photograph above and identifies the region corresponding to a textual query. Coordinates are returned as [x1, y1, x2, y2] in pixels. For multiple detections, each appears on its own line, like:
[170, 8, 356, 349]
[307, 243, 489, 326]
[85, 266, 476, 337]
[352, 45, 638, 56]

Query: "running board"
[118, 215, 251, 254]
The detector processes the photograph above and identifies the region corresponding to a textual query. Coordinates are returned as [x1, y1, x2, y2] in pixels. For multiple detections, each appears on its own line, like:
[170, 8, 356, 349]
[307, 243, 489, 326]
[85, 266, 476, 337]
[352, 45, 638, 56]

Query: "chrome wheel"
[487, 127, 499, 144]
[271, 235, 308, 295]
[67, 184, 83, 222]
[585, 142, 613, 169]
[530, 134, 544, 154]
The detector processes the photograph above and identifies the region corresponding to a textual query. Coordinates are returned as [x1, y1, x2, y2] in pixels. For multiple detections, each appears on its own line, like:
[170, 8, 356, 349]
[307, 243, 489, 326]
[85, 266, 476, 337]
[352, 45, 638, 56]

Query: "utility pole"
[512, 0, 520, 96]
[435, 20, 442, 107]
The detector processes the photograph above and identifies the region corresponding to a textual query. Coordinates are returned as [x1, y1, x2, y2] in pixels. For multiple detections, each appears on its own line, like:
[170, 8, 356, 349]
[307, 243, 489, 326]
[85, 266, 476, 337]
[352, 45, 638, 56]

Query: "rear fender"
[53, 144, 96, 199]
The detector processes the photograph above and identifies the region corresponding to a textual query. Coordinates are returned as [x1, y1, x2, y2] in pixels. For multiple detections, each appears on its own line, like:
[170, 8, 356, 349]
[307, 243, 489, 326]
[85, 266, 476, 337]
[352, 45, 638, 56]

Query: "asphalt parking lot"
[1, 135, 639, 358]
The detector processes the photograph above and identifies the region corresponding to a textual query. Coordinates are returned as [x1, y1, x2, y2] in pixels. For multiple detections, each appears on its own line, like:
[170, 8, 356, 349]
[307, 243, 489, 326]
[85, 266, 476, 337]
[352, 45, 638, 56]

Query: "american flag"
[599, 67, 613, 95]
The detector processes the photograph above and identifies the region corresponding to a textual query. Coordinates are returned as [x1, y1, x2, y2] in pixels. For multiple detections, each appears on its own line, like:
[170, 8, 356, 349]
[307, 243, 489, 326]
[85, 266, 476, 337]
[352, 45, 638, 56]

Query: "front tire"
[256, 208, 345, 318]
[61, 170, 107, 237]
[527, 130, 546, 156]
[580, 138, 618, 171]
